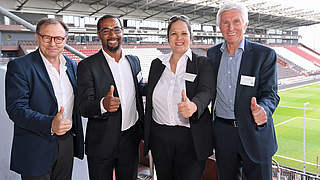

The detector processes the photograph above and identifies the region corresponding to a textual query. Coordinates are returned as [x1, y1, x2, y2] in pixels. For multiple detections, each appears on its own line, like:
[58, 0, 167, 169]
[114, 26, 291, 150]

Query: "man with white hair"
[207, 2, 280, 180]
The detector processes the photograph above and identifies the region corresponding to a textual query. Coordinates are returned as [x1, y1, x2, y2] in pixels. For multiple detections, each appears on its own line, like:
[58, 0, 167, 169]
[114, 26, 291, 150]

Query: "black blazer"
[5, 49, 84, 176]
[143, 52, 214, 160]
[77, 50, 144, 158]
[207, 40, 280, 162]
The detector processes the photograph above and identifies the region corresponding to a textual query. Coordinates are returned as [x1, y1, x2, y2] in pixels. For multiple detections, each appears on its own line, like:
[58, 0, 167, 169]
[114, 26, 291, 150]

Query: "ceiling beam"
[89, 0, 121, 16]
[16, 0, 30, 11]
[56, 1, 75, 14]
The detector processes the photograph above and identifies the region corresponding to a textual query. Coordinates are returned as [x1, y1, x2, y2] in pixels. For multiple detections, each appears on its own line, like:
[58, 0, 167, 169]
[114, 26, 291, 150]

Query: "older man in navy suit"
[5, 18, 84, 180]
[207, 2, 280, 180]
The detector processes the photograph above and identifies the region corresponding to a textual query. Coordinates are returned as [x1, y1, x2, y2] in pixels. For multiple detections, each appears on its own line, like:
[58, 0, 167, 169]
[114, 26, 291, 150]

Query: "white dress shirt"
[152, 48, 192, 128]
[100, 49, 138, 131]
[40, 51, 74, 123]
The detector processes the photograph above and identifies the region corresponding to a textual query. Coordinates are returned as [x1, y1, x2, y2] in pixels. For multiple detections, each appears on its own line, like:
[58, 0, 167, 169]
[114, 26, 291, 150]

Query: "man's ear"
[35, 33, 40, 44]
[97, 32, 102, 41]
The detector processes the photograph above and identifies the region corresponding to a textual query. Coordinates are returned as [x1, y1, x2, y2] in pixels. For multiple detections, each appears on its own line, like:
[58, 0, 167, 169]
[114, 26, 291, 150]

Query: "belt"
[216, 116, 238, 127]
[56, 130, 72, 140]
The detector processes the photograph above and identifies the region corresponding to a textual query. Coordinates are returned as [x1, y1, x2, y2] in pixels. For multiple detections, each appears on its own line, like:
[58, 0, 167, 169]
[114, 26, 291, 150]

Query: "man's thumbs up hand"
[103, 85, 120, 112]
[107, 85, 115, 97]
[181, 89, 188, 102]
[178, 90, 197, 118]
[250, 97, 267, 126]
[51, 106, 72, 136]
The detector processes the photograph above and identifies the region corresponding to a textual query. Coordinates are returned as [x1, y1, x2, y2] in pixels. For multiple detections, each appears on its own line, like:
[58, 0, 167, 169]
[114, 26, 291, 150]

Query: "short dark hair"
[36, 18, 68, 35]
[97, 15, 123, 32]
[167, 15, 192, 40]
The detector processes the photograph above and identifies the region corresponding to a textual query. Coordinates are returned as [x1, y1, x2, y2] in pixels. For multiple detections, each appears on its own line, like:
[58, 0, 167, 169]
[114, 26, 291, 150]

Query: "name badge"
[183, 73, 197, 82]
[137, 71, 143, 82]
[240, 75, 255, 87]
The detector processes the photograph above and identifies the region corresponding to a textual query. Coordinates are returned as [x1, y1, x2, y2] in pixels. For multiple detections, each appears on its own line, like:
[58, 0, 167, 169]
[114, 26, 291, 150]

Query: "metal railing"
[274, 165, 320, 180]
[0, 6, 87, 60]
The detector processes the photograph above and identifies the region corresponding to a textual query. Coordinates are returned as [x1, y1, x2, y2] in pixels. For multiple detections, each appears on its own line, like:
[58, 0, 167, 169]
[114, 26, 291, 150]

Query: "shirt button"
[229, 99, 232, 103]
[229, 85, 231, 88]
[228, 71, 231, 74]
[229, 57, 232, 60]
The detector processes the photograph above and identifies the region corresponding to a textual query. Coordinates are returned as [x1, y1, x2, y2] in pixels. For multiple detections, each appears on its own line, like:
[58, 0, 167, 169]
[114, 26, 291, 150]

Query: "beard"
[102, 38, 121, 52]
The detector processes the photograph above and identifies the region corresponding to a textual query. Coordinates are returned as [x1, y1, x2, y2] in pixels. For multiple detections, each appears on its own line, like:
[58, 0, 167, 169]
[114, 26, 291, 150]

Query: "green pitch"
[273, 83, 320, 174]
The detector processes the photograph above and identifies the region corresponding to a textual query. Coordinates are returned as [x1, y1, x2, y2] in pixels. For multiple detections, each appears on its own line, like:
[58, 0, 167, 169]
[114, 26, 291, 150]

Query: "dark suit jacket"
[77, 50, 144, 158]
[5, 49, 84, 176]
[207, 40, 280, 162]
[143, 52, 214, 160]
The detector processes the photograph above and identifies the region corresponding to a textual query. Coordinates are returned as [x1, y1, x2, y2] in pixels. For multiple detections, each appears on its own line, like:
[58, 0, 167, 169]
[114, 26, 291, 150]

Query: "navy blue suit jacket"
[5, 49, 84, 176]
[207, 40, 280, 162]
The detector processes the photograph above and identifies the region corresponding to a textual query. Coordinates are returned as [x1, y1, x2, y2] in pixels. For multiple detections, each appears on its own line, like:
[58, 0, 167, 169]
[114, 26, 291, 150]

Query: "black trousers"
[150, 121, 206, 180]
[87, 124, 140, 180]
[213, 117, 273, 180]
[21, 132, 74, 180]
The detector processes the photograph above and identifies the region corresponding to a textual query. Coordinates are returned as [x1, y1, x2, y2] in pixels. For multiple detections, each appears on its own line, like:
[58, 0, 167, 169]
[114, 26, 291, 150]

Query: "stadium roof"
[2, 0, 320, 30]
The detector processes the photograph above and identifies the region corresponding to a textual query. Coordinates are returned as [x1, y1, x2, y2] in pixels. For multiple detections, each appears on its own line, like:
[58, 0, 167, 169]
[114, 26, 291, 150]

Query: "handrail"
[0, 6, 87, 60]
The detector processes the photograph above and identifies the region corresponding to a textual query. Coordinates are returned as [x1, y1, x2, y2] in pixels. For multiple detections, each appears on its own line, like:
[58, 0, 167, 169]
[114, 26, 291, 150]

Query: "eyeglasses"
[169, 15, 189, 22]
[99, 27, 122, 35]
[37, 32, 66, 44]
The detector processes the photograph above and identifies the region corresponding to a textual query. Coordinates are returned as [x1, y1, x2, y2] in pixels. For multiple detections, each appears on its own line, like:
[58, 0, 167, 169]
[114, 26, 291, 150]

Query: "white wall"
[299, 24, 320, 52]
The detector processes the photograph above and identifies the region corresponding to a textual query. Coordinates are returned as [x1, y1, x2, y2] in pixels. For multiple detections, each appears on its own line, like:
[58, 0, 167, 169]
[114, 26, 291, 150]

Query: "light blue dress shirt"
[215, 38, 245, 119]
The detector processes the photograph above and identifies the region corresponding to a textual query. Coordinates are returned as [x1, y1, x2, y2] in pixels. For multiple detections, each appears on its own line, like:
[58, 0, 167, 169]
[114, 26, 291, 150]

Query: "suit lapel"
[65, 58, 77, 92]
[185, 53, 198, 97]
[235, 40, 253, 105]
[149, 59, 165, 96]
[212, 45, 222, 104]
[213, 45, 223, 79]
[31, 49, 57, 104]
[126, 55, 139, 91]
[97, 50, 119, 96]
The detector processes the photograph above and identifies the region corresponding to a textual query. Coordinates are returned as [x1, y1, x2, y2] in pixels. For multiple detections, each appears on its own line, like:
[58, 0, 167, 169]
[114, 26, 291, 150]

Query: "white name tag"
[183, 72, 197, 82]
[137, 71, 142, 82]
[240, 75, 255, 87]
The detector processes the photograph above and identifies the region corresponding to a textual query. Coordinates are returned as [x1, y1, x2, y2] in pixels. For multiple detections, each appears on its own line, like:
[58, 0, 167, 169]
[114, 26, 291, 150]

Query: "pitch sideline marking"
[275, 117, 320, 127]
[275, 117, 298, 127]
[274, 154, 318, 166]
[279, 81, 320, 92]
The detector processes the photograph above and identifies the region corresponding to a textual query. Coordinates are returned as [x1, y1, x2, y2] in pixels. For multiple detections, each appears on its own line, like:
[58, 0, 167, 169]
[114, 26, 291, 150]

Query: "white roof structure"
[1, 0, 320, 29]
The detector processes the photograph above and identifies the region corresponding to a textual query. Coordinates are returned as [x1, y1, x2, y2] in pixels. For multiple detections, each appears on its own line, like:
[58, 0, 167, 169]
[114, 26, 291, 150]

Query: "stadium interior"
[1, 0, 320, 179]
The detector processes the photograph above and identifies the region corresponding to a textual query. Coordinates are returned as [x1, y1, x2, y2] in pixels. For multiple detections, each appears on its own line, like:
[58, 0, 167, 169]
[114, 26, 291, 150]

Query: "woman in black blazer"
[143, 15, 214, 180]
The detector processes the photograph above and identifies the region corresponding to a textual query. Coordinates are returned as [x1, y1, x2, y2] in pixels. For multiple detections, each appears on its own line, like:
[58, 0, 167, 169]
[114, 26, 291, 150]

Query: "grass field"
[273, 83, 320, 174]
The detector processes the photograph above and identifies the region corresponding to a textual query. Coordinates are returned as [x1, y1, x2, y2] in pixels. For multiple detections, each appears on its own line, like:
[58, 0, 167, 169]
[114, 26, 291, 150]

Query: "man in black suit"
[207, 2, 280, 180]
[77, 15, 144, 180]
[5, 18, 84, 180]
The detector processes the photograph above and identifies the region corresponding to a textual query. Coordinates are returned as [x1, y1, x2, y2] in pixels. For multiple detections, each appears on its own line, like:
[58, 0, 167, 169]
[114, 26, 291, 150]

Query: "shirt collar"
[39, 49, 66, 69]
[185, 48, 192, 61]
[220, 37, 245, 53]
[102, 48, 127, 63]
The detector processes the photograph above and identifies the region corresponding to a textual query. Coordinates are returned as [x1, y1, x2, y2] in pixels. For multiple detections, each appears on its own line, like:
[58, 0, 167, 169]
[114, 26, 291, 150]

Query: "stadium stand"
[272, 46, 320, 73]
[285, 46, 320, 66]
[18, 41, 308, 80]
[157, 48, 171, 54]
[124, 48, 163, 79]
[157, 48, 207, 57]
[277, 64, 300, 79]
